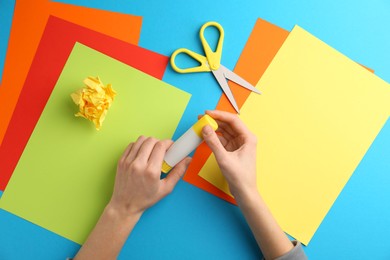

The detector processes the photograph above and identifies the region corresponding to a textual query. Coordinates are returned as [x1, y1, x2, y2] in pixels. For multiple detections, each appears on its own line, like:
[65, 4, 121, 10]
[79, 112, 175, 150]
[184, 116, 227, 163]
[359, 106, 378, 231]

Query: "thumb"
[162, 157, 191, 195]
[202, 125, 226, 161]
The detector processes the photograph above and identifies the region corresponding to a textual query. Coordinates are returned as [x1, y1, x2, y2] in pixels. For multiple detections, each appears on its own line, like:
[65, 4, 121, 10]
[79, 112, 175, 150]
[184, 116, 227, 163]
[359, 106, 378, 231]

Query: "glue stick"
[161, 115, 218, 173]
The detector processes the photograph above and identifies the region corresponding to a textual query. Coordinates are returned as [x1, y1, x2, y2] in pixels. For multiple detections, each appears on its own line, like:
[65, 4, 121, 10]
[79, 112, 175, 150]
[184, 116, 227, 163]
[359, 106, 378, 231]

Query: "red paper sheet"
[0, 16, 168, 191]
[0, 0, 142, 146]
[183, 18, 373, 204]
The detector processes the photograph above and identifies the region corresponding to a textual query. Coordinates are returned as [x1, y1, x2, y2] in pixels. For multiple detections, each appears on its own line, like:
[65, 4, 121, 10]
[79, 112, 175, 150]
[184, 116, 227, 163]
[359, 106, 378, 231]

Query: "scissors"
[170, 21, 261, 113]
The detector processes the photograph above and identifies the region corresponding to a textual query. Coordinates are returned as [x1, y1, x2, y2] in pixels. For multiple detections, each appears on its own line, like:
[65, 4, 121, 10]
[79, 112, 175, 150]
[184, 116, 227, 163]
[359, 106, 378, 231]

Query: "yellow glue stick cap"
[192, 114, 218, 138]
[161, 161, 172, 174]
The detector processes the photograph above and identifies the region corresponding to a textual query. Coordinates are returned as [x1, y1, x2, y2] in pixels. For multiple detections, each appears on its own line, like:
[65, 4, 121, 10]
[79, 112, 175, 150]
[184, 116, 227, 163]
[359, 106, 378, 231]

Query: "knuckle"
[208, 132, 218, 142]
[130, 161, 143, 173]
[230, 113, 240, 123]
[124, 159, 133, 169]
[145, 164, 157, 176]
[155, 141, 164, 150]
[118, 157, 126, 166]
[146, 137, 157, 143]
[165, 139, 174, 146]
[213, 138, 223, 148]
[244, 131, 257, 145]
[160, 188, 171, 198]
[208, 136, 217, 144]
[231, 113, 239, 120]
[165, 187, 173, 196]
[166, 178, 177, 191]
[137, 135, 146, 142]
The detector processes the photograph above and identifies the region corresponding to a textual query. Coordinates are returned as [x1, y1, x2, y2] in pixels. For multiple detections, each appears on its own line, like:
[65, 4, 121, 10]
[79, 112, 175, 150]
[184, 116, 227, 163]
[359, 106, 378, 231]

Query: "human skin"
[74, 137, 191, 260]
[201, 110, 294, 260]
[75, 110, 294, 260]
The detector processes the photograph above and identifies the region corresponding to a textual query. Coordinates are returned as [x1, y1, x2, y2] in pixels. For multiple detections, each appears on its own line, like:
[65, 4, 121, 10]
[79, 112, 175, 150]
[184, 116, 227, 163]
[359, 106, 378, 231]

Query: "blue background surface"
[0, 0, 389, 259]
[0, 0, 15, 84]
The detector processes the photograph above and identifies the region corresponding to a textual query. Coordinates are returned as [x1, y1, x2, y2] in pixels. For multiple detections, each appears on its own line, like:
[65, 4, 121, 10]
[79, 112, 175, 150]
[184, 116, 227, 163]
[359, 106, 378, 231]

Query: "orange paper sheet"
[183, 18, 373, 204]
[0, 0, 142, 145]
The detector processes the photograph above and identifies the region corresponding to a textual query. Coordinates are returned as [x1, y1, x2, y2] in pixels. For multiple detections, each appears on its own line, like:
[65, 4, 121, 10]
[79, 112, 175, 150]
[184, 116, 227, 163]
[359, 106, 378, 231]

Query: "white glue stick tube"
[161, 115, 218, 173]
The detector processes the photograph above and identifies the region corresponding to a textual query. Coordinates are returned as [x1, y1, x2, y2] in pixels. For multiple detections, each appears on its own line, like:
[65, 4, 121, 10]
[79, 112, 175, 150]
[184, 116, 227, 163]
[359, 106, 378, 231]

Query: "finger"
[216, 134, 229, 147]
[216, 127, 234, 141]
[135, 137, 159, 163]
[148, 139, 173, 169]
[126, 135, 147, 163]
[199, 113, 235, 137]
[198, 114, 235, 136]
[202, 124, 227, 161]
[206, 110, 250, 135]
[214, 119, 236, 136]
[162, 157, 191, 195]
[119, 142, 133, 163]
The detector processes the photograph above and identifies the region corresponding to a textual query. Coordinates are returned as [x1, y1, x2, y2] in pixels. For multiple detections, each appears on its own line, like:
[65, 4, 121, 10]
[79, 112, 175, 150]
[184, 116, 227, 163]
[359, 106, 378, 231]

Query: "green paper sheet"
[0, 43, 190, 244]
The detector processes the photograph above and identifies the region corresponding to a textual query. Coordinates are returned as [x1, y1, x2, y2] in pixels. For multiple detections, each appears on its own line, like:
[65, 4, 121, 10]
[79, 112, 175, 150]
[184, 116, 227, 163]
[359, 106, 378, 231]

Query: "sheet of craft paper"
[0, 16, 168, 191]
[0, 0, 142, 146]
[199, 25, 390, 245]
[0, 43, 190, 244]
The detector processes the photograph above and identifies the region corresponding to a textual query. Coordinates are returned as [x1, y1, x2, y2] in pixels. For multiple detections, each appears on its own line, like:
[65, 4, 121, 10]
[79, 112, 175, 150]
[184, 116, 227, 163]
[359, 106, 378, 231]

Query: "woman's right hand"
[202, 111, 302, 260]
[201, 110, 258, 201]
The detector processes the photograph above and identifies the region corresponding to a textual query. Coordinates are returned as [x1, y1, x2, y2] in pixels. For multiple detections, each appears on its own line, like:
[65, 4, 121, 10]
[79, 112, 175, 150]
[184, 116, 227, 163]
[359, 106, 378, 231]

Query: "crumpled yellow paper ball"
[71, 76, 116, 130]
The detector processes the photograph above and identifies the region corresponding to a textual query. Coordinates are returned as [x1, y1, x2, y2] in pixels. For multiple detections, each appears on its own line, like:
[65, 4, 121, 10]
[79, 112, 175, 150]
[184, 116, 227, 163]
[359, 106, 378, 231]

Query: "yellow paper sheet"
[199, 25, 390, 245]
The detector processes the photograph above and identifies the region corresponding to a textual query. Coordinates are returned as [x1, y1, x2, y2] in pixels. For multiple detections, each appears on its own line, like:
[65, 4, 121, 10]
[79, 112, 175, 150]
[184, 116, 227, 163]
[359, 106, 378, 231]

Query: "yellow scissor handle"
[200, 21, 224, 71]
[170, 48, 211, 73]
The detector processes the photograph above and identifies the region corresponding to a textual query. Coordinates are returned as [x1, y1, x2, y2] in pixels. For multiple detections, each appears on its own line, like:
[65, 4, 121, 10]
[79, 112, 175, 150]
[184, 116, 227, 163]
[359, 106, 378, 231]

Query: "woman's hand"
[202, 110, 301, 260]
[109, 136, 191, 218]
[201, 110, 257, 201]
[75, 136, 190, 260]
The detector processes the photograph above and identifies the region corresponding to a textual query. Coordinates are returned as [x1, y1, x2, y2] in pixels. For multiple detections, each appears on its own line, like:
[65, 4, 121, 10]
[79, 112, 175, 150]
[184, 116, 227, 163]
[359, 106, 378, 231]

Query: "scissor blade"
[220, 65, 261, 94]
[212, 69, 240, 114]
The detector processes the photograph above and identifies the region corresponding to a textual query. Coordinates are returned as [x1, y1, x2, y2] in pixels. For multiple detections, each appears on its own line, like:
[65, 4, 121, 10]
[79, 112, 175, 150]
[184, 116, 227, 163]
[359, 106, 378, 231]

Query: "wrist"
[234, 187, 262, 209]
[104, 202, 143, 226]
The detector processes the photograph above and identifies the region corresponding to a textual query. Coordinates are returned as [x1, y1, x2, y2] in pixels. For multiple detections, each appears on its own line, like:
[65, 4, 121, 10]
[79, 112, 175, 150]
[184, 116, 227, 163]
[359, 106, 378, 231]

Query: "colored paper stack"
[0, 1, 389, 257]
